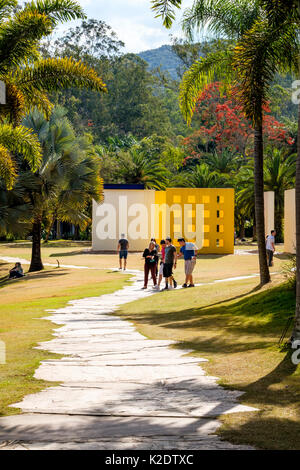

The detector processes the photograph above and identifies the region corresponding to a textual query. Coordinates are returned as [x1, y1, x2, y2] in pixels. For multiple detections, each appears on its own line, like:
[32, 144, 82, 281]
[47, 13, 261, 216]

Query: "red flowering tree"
[183, 82, 294, 162]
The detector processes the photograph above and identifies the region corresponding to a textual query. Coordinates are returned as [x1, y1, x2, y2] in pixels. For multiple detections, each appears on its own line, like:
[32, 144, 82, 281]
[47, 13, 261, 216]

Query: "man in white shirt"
[266, 230, 276, 267]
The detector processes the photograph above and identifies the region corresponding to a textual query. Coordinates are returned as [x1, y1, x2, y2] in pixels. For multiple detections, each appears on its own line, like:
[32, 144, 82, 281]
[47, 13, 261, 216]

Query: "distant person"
[9, 262, 24, 279]
[266, 230, 276, 267]
[162, 237, 177, 290]
[158, 239, 166, 289]
[117, 234, 129, 271]
[142, 241, 158, 290]
[177, 238, 198, 288]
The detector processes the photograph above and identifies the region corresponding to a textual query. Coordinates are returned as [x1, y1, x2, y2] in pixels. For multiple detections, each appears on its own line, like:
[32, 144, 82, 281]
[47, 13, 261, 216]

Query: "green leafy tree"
[3, 106, 103, 272]
[0, 0, 106, 187]
[176, 0, 275, 286]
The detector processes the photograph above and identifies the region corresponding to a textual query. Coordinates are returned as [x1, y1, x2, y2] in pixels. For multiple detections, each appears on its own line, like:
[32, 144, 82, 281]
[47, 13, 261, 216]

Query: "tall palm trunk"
[254, 123, 270, 285]
[292, 101, 300, 340]
[29, 219, 44, 272]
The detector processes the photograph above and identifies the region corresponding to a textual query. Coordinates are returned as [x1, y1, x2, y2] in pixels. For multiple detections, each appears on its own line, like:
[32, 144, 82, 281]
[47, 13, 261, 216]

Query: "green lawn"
[0, 263, 127, 416]
[117, 276, 300, 450]
[0, 241, 298, 449]
[0, 240, 287, 283]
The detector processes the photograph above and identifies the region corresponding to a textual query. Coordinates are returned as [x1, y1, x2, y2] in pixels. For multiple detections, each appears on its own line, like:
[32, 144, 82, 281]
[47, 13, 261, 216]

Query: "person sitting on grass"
[142, 241, 158, 290]
[9, 262, 24, 279]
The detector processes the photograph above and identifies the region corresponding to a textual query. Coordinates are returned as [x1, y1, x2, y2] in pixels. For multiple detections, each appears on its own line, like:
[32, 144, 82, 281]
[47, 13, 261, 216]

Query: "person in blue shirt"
[177, 238, 198, 288]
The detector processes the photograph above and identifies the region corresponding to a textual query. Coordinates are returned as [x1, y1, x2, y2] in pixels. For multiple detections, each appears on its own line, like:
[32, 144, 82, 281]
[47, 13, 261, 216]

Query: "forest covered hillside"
[138, 45, 182, 79]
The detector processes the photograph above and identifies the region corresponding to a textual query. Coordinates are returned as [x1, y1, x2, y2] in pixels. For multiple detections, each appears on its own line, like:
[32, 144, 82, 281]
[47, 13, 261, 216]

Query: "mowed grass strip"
[117, 277, 300, 450]
[0, 263, 127, 416]
[0, 240, 287, 282]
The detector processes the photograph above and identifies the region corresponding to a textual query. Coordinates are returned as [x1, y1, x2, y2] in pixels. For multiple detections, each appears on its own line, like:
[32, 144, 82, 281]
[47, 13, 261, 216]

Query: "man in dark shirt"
[162, 237, 177, 290]
[117, 233, 129, 270]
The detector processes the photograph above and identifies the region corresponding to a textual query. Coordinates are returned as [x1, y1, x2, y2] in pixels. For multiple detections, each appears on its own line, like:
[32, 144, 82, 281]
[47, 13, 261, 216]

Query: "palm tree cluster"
[0, 0, 107, 270]
[153, 0, 300, 340]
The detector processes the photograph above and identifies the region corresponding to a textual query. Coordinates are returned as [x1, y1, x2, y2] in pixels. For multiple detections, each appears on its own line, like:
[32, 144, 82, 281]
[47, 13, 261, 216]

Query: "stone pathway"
[0, 271, 257, 450]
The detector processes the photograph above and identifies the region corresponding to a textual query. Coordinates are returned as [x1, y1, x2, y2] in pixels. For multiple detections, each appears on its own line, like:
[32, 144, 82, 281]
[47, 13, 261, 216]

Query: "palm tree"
[178, 0, 274, 284]
[203, 150, 240, 174]
[114, 148, 169, 190]
[178, 162, 228, 188]
[0, 0, 106, 188]
[254, 0, 300, 344]
[9, 107, 103, 272]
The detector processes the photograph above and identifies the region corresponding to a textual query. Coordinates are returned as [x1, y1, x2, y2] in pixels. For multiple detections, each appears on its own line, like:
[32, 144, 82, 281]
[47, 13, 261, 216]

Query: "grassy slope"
[117, 277, 300, 450]
[0, 264, 127, 416]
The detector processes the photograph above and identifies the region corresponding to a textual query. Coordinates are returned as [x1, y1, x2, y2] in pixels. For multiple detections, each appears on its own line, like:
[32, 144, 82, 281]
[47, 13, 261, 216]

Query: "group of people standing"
[117, 234, 198, 291]
[142, 237, 198, 291]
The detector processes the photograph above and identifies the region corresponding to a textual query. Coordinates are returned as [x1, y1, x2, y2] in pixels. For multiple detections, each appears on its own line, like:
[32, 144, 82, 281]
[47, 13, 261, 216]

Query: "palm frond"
[179, 47, 234, 124]
[151, 0, 182, 28]
[233, 19, 297, 125]
[24, 0, 86, 25]
[0, 144, 17, 188]
[13, 57, 107, 95]
[260, 0, 299, 24]
[0, 0, 18, 22]
[0, 82, 26, 124]
[182, 0, 261, 40]
[0, 124, 42, 173]
[0, 11, 52, 73]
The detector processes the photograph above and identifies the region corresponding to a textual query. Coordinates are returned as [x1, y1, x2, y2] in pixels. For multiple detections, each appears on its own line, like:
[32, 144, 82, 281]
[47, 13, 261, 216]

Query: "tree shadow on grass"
[0, 269, 69, 289]
[219, 352, 300, 449]
[124, 283, 295, 341]
[49, 250, 89, 258]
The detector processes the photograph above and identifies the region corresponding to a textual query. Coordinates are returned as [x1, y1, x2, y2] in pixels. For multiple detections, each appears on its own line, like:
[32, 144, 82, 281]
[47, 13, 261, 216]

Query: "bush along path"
[0, 270, 258, 450]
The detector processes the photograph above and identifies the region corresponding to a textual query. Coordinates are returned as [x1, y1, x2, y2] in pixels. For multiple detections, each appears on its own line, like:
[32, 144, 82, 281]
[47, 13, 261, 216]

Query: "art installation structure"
[264, 192, 275, 237]
[92, 185, 235, 254]
[284, 188, 296, 254]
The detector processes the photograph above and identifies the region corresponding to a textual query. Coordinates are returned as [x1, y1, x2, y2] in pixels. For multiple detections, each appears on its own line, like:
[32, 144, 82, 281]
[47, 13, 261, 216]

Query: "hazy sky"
[62, 0, 194, 53]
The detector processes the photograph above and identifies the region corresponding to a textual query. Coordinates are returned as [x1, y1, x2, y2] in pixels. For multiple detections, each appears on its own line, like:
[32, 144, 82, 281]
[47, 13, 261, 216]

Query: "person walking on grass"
[142, 241, 158, 290]
[162, 237, 177, 290]
[266, 230, 276, 267]
[117, 234, 129, 271]
[177, 238, 198, 288]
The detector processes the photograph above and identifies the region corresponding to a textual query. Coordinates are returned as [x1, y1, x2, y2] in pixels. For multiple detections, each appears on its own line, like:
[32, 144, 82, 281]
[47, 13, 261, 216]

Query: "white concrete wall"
[264, 191, 275, 237]
[92, 190, 156, 252]
[284, 189, 296, 254]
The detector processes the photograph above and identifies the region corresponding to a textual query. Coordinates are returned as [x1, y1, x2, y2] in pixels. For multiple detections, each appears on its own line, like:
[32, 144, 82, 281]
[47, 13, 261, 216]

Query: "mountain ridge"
[138, 44, 182, 79]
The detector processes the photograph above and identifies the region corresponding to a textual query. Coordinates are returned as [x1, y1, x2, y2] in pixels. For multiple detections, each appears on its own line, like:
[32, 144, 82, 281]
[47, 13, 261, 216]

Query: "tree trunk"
[254, 123, 270, 285]
[75, 225, 80, 240]
[252, 224, 257, 241]
[239, 223, 245, 239]
[29, 220, 44, 272]
[292, 101, 300, 340]
[56, 220, 61, 239]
